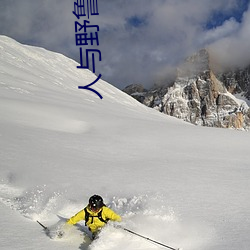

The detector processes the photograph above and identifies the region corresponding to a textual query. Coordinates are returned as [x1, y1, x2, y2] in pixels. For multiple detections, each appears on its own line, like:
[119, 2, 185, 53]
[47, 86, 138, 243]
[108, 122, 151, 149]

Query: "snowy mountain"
[217, 65, 250, 100]
[124, 49, 250, 130]
[1, 36, 250, 250]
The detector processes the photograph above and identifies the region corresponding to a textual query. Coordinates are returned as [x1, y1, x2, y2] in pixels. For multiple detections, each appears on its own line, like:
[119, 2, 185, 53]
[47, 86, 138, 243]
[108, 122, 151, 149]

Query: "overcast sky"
[0, 0, 249, 89]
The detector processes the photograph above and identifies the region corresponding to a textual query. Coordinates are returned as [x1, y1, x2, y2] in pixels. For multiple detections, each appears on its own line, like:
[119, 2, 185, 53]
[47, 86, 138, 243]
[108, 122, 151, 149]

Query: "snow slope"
[0, 35, 250, 250]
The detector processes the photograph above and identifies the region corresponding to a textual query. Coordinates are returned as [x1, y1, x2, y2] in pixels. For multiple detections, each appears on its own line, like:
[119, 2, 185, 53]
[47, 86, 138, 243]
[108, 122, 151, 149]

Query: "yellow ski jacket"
[67, 206, 121, 233]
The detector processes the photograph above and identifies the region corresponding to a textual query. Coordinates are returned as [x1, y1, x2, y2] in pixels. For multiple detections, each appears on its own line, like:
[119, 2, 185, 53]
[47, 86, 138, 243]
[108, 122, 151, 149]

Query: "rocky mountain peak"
[123, 49, 250, 130]
[177, 49, 210, 78]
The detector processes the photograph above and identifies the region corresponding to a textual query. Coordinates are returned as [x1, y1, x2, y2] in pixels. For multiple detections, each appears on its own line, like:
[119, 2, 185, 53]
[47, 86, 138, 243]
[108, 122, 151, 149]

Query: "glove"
[56, 230, 64, 238]
[55, 222, 71, 238]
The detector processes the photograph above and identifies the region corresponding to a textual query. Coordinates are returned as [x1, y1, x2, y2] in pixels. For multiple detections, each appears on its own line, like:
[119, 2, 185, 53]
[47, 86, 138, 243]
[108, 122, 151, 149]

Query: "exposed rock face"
[123, 84, 146, 95]
[123, 84, 147, 103]
[123, 49, 250, 130]
[217, 66, 250, 99]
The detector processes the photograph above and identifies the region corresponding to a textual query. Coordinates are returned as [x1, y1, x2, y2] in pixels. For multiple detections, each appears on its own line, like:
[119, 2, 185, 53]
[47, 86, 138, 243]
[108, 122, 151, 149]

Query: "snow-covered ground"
[0, 36, 250, 250]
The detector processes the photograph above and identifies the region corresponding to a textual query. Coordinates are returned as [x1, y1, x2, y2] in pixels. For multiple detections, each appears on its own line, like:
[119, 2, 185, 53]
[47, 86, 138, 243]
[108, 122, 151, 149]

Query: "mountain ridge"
[123, 49, 250, 130]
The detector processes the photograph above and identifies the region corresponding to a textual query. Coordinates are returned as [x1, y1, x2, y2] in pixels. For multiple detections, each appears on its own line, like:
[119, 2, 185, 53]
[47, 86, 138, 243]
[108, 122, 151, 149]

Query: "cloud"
[0, 0, 75, 56]
[200, 18, 240, 45]
[209, 3, 250, 69]
[0, 0, 249, 89]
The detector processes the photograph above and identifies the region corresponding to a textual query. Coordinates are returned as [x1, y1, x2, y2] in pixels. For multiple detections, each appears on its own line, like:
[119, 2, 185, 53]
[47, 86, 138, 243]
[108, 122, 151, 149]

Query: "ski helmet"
[89, 195, 104, 210]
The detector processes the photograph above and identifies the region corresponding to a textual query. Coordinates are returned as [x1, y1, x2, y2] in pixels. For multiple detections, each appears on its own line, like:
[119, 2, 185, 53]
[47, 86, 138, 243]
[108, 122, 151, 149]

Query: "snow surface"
[0, 35, 250, 250]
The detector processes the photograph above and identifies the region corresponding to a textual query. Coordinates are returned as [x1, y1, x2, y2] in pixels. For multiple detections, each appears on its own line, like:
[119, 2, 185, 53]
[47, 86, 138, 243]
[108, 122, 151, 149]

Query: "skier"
[66, 194, 122, 239]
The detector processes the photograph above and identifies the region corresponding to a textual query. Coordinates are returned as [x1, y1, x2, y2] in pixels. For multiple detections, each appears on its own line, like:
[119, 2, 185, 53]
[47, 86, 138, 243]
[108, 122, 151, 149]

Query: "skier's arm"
[67, 209, 85, 225]
[104, 207, 122, 222]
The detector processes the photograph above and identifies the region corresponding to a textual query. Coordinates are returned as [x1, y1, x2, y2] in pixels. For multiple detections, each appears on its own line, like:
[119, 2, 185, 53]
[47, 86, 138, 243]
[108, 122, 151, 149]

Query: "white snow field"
[0, 35, 250, 250]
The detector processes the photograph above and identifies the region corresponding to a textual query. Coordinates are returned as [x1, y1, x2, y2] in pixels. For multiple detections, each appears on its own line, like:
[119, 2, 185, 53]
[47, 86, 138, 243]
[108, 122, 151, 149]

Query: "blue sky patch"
[206, 0, 249, 29]
[126, 15, 148, 28]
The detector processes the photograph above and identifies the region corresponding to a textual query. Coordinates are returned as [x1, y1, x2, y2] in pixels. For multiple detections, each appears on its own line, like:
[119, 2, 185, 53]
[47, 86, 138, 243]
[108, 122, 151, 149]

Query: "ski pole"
[37, 220, 48, 231]
[122, 227, 180, 250]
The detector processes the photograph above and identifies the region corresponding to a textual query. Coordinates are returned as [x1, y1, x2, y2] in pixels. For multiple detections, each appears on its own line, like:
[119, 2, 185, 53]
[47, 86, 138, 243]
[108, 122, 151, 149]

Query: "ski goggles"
[89, 204, 101, 212]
